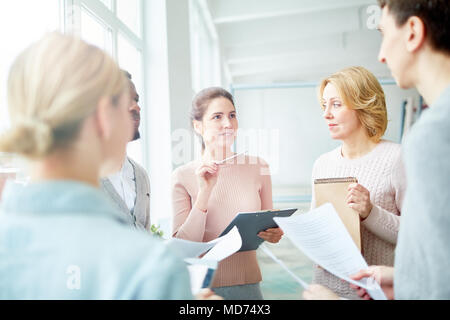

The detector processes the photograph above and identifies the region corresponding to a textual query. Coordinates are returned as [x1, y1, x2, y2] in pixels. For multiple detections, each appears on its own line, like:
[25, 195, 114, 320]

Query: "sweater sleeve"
[171, 169, 207, 242]
[362, 149, 406, 244]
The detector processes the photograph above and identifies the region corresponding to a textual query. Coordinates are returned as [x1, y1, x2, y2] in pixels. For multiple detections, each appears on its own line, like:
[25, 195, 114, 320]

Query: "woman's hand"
[347, 183, 373, 220]
[195, 288, 223, 300]
[196, 162, 219, 192]
[258, 228, 284, 244]
[194, 162, 219, 212]
[303, 284, 340, 300]
[350, 266, 395, 300]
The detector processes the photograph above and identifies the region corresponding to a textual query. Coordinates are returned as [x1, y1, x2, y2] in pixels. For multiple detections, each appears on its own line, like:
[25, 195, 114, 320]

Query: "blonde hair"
[318, 66, 388, 142]
[0, 32, 127, 159]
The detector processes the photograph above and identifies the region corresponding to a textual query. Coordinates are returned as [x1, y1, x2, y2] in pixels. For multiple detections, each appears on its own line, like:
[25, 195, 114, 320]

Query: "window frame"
[63, 0, 146, 166]
[64, 0, 143, 53]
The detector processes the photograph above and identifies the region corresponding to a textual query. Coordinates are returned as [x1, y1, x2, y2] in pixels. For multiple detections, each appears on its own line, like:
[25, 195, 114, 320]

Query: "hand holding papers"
[274, 203, 387, 300]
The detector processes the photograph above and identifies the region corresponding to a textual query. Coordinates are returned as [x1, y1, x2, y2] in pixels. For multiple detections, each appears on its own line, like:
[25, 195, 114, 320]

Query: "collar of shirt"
[107, 157, 137, 212]
[123, 158, 135, 182]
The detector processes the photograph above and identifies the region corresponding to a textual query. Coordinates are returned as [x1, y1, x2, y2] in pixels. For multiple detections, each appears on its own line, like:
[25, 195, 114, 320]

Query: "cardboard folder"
[314, 177, 361, 251]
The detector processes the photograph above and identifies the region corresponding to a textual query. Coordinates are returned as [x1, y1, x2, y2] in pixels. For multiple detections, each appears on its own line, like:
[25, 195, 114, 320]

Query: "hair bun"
[0, 118, 53, 159]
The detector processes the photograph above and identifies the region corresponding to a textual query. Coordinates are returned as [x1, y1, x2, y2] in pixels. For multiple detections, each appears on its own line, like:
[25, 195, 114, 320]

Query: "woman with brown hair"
[171, 87, 283, 300]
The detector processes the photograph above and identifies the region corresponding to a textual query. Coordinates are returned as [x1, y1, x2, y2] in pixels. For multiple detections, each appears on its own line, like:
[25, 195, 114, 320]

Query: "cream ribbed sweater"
[171, 155, 273, 288]
[311, 140, 406, 299]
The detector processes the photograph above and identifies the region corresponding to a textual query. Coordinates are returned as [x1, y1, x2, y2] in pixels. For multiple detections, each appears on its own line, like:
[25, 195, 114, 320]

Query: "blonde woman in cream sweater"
[171, 87, 284, 300]
[308, 67, 407, 300]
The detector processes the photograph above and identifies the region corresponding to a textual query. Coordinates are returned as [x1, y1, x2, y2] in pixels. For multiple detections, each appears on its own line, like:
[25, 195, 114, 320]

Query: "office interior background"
[0, 0, 422, 299]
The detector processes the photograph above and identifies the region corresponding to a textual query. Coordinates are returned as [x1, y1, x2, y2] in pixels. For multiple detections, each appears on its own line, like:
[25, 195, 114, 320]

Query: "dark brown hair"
[378, 0, 450, 54]
[122, 70, 132, 80]
[190, 87, 235, 149]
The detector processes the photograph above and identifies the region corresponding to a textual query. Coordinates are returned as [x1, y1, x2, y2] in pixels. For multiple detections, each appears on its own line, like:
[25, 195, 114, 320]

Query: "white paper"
[185, 259, 218, 295]
[186, 264, 209, 295]
[260, 244, 309, 289]
[165, 235, 221, 260]
[201, 226, 242, 261]
[167, 227, 242, 295]
[166, 226, 242, 261]
[274, 203, 387, 300]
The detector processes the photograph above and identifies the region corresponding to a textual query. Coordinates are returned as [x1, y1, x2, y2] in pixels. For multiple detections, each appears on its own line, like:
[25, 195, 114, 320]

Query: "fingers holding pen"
[197, 162, 219, 177]
[196, 162, 221, 192]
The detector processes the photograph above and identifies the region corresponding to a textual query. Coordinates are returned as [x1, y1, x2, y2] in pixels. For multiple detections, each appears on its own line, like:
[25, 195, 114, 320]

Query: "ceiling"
[204, 0, 392, 84]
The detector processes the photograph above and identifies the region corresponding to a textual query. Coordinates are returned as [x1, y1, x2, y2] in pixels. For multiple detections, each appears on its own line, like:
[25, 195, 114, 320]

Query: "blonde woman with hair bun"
[0, 32, 201, 300]
[304, 66, 407, 300]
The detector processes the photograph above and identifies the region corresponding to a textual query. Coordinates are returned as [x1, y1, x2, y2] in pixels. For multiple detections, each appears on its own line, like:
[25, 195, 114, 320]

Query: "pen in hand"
[214, 151, 248, 165]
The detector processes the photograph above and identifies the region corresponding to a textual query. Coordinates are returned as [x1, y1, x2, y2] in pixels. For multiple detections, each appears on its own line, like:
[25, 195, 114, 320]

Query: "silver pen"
[215, 151, 248, 165]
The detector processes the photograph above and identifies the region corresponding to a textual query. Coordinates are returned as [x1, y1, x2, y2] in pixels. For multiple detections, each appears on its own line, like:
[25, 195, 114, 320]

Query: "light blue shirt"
[395, 85, 450, 299]
[0, 180, 193, 300]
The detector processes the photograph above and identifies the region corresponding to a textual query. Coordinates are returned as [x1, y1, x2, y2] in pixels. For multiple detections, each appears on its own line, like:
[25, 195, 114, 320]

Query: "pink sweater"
[171, 155, 273, 288]
[311, 140, 406, 299]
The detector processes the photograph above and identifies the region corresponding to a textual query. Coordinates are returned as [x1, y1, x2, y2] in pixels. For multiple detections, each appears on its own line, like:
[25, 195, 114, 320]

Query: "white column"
[142, 0, 194, 236]
[166, 0, 194, 135]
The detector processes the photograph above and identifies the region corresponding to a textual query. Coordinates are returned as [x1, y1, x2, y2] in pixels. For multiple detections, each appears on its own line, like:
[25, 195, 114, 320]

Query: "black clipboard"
[219, 208, 298, 252]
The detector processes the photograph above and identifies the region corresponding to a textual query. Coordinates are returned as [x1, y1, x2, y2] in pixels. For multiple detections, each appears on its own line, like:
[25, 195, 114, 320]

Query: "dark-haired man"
[101, 72, 151, 232]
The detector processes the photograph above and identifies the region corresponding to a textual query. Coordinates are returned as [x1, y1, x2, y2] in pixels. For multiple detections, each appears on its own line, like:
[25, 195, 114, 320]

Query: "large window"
[0, 0, 145, 166]
[71, 0, 145, 165]
[0, 0, 61, 177]
[117, 0, 141, 37]
[0, 0, 61, 134]
[80, 7, 113, 54]
[190, 0, 222, 93]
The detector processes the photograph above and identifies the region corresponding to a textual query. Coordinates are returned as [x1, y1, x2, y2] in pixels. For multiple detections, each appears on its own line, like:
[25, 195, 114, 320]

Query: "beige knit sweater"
[311, 140, 406, 299]
[171, 155, 273, 288]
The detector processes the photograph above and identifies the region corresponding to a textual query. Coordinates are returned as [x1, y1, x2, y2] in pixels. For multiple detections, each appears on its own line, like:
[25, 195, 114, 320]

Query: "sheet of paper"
[260, 244, 309, 289]
[175, 227, 241, 295]
[274, 203, 387, 300]
[201, 226, 242, 262]
[166, 226, 242, 261]
[165, 235, 221, 260]
[185, 259, 218, 295]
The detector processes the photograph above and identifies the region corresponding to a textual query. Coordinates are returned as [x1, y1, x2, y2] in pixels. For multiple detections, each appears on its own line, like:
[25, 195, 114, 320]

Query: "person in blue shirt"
[0, 32, 219, 300]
